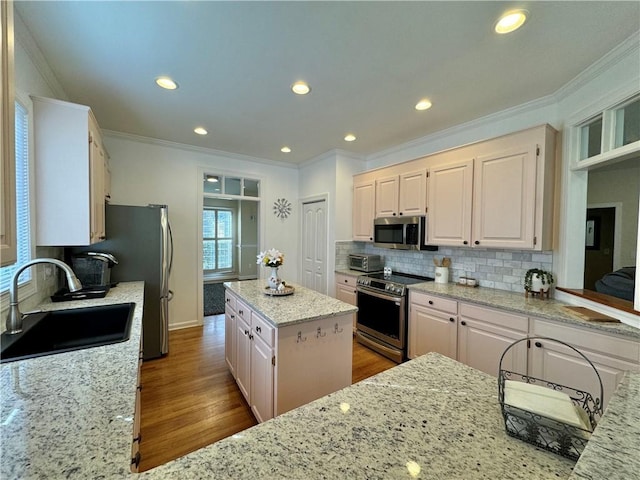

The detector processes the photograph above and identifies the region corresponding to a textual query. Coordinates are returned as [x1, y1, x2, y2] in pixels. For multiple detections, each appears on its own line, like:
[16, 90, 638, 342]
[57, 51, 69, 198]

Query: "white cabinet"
[335, 273, 358, 331]
[408, 291, 457, 359]
[225, 288, 352, 422]
[32, 96, 108, 246]
[0, 0, 16, 266]
[529, 318, 640, 409]
[353, 180, 375, 242]
[457, 303, 528, 376]
[224, 290, 237, 377]
[427, 125, 556, 250]
[375, 170, 427, 218]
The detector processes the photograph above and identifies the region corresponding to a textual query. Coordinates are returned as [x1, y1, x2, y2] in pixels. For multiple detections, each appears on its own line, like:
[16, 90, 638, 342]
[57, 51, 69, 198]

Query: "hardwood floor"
[139, 314, 395, 471]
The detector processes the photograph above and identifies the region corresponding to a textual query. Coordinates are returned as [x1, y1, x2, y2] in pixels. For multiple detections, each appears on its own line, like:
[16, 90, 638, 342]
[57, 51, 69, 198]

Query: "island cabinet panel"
[235, 314, 252, 401]
[352, 179, 375, 242]
[224, 307, 237, 378]
[457, 303, 528, 377]
[334, 273, 358, 332]
[250, 331, 274, 423]
[275, 314, 352, 416]
[529, 318, 640, 409]
[408, 291, 457, 360]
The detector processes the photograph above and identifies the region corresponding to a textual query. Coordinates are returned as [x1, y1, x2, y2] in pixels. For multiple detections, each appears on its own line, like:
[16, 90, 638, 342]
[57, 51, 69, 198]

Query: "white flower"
[257, 248, 284, 267]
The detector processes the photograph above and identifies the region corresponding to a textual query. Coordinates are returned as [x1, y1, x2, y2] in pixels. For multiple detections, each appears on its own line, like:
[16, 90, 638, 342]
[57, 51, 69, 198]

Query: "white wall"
[104, 134, 298, 328]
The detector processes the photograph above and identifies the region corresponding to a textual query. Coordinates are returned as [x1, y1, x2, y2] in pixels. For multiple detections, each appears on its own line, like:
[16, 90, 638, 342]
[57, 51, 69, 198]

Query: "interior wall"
[105, 134, 298, 328]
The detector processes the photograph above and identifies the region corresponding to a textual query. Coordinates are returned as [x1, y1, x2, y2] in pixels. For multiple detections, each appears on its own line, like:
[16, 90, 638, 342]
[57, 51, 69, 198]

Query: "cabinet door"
[473, 145, 537, 249]
[398, 170, 426, 216]
[427, 158, 473, 246]
[375, 175, 399, 217]
[0, 0, 16, 266]
[250, 333, 274, 423]
[353, 180, 375, 241]
[457, 318, 528, 377]
[335, 282, 357, 332]
[235, 316, 251, 402]
[407, 303, 457, 359]
[89, 125, 106, 243]
[224, 309, 236, 378]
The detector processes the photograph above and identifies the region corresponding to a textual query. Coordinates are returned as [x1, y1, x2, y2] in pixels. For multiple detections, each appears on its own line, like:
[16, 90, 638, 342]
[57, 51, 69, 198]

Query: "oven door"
[356, 287, 405, 350]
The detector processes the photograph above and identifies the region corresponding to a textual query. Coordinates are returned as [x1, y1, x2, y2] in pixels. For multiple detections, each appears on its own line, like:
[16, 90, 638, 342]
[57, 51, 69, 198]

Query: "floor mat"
[204, 282, 226, 316]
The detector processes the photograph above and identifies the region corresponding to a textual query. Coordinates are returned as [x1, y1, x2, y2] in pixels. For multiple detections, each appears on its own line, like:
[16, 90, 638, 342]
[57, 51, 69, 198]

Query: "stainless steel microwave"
[373, 216, 437, 251]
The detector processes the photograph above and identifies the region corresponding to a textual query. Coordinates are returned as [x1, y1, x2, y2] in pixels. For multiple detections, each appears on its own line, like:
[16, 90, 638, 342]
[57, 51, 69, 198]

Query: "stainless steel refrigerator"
[98, 204, 173, 360]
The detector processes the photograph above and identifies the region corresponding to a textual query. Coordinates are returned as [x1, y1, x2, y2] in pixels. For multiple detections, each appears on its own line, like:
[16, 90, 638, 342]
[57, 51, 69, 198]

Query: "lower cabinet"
[225, 289, 352, 423]
[131, 337, 143, 472]
[408, 290, 640, 410]
[334, 273, 358, 331]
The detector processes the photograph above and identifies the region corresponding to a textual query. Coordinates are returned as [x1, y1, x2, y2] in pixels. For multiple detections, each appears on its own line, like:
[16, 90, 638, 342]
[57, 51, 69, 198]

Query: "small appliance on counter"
[348, 253, 383, 272]
[52, 252, 119, 302]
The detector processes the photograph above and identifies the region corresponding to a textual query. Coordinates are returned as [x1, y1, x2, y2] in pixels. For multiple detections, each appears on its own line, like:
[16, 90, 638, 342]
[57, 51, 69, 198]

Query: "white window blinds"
[0, 101, 32, 292]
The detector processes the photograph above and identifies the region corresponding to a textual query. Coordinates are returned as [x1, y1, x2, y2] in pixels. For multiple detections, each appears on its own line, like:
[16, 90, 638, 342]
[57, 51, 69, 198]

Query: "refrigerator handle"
[168, 221, 174, 276]
[167, 289, 174, 301]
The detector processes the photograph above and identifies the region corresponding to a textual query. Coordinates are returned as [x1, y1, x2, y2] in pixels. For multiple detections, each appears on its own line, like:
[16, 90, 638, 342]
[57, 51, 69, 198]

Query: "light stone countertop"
[224, 279, 357, 327]
[0, 281, 144, 480]
[408, 282, 640, 340]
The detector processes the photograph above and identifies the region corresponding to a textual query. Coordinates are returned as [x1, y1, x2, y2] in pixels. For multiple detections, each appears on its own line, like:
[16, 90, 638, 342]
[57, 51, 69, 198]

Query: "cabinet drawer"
[252, 311, 275, 347]
[335, 273, 358, 288]
[410, 291, 457, 315]
[224, 290, 237, 312]
[236, 299, 251, 322]
[459, 302, 528, 333]
[531, 318, 640, 364]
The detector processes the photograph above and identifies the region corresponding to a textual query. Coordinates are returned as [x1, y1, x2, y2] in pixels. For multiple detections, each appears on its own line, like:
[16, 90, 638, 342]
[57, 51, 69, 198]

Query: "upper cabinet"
[32, 96, 108, 246]
[375, 170, 427, 218]
[353, 179, 375, 242]
[375, 175, 398, 217]
[428, 125, 556, 250]
[0, 0, 17, 266]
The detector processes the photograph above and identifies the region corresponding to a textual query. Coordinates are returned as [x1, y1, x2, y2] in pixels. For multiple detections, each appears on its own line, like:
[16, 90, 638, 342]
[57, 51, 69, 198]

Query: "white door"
[301, 199, 327, 294]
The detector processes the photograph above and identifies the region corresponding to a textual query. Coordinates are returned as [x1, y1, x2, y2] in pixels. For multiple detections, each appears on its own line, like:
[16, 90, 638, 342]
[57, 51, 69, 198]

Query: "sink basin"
[0, 303, 135, 363]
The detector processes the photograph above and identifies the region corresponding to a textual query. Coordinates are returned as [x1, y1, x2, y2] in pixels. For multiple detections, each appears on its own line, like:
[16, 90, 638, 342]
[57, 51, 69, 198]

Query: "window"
[203, 174, 260, 197]
[203, 208, 233, 273]
[579, 115, 603, 160]
[0, 101, 32, 292]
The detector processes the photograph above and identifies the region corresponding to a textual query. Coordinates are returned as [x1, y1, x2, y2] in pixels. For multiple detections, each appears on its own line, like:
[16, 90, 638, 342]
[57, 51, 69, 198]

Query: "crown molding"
[102, 129, 298, 170]
[553, 30, 640, 103]
[298, 148, 366, 169]
[13, 10, 68, 100]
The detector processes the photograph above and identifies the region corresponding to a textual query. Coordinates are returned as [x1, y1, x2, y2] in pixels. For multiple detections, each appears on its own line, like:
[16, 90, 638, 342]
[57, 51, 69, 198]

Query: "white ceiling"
[15, 1, 640, 165]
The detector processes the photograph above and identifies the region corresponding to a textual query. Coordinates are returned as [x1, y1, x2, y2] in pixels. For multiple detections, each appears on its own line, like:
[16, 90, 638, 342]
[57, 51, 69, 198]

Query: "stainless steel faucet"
[5, 258, 83, 334]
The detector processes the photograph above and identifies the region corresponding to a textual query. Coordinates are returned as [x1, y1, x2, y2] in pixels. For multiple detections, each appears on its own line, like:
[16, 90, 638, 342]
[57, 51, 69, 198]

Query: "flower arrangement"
[257, 248, 284, 268]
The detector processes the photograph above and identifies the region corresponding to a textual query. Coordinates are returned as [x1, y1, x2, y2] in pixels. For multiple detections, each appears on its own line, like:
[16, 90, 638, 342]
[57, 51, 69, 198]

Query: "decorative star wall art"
[273, 198, 292, 220]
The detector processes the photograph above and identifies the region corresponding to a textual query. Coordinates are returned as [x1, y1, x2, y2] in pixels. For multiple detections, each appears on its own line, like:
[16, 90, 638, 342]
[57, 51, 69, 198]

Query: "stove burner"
[356, 271, 434, 297]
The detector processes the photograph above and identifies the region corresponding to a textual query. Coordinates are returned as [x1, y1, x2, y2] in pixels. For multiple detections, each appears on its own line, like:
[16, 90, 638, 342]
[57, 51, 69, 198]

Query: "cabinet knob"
[463, 240, 468, 245]
[535, 341, 542, 348]
[399, 212, 403, 216]
[256, 326, 261, 333]
[249, 334, 254, 340]
[461, 321, 467, 326]
[226, 298, 230, 303]
[239, 309, 243, 315]
[231, 314, 235, 319]
[131, 452, 141, 468]
[369, 237, 373, 241]
[449, 317, 455, 322]
[474, 240, 480, 245]
[133, 434, 142, 443]
[244, 329, 249, 336]
[428, 300, 433, 305]
[344, 279, 348, 283]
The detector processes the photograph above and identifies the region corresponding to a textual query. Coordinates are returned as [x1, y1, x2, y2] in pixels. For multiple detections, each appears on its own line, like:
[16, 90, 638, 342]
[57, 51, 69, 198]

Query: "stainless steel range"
[356, 272, 433, 363]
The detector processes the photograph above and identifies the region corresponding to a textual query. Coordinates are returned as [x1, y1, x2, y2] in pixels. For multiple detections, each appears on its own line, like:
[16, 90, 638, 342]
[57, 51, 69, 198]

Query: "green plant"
[524, 268, 555, 291]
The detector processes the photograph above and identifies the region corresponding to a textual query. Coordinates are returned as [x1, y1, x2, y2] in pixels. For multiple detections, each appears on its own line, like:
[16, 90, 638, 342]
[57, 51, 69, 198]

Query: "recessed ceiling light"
[415, 99, 432, 111]
[291, 81, 311, 95]
[495, 9, 528, 34]
[281, 146, 292, 153]
[344, 134, 356, 142]
[155, 76, 178, 90]
[194, 127, 208, 135]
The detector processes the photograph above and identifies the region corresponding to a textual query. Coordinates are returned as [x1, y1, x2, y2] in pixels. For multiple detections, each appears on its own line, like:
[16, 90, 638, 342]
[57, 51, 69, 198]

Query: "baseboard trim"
[169, 319, 201, 330]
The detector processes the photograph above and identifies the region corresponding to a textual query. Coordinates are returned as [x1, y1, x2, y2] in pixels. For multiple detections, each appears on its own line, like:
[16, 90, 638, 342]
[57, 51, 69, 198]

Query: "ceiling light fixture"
[194, 127, 208, 135]
[415, 99, 432, 111]
[155, 76, 178, 90]
[291, 81, 311, 95]
[344, 134, 356, 142]
[281, 146, 292, 153]
[495, 9, 528, 34]
[205, 174, 219, 183]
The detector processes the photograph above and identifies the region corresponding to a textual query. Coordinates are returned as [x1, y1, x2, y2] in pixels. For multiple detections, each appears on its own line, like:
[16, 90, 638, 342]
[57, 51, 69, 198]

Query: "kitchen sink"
[0, 303, 135, 363]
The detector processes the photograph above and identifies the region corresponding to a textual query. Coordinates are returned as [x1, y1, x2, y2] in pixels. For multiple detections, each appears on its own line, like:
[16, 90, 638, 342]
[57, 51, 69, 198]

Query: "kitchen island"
[223, 280, 357, 421]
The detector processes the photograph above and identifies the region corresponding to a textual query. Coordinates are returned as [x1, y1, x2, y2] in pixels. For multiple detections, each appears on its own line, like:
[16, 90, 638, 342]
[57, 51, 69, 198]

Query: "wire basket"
[498, 336, 604, 461]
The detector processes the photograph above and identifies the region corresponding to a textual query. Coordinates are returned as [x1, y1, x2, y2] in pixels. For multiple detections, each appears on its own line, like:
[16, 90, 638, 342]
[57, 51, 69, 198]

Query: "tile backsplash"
[336, 241, 553, 294]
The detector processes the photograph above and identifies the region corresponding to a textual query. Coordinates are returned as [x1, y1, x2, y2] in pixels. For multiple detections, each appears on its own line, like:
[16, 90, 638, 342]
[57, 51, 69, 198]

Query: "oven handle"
[356, 286, 403, 304]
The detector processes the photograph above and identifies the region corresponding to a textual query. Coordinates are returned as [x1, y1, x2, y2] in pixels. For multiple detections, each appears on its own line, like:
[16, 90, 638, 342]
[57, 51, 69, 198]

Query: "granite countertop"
[335, 268, 371, 277]
[0, 282, 144, 480]
[408, 282, 640, 340]
[224, 279, 357, 327]
[141, 352, 576, 479]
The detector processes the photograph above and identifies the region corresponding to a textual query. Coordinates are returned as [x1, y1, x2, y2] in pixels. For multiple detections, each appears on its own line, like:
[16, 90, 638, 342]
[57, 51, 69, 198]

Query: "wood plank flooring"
[139, 314, 395, 471]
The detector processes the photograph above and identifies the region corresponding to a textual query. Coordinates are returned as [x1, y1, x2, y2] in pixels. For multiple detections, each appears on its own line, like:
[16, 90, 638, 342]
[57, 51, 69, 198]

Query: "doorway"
[584, 206, 616, 290]
[301, 197, 327, 294]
